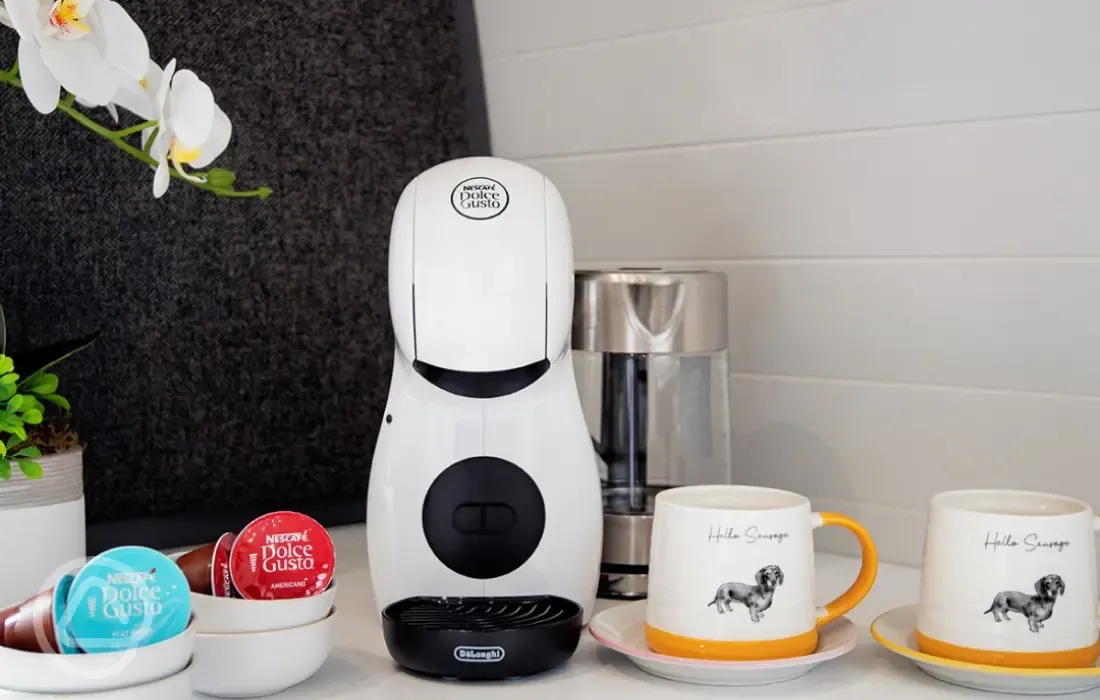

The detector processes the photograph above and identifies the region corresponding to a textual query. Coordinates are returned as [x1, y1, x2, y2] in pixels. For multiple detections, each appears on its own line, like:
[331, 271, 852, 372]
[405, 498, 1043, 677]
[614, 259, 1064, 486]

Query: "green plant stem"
[0, 69, 272, 199]
[114, 120, 156, 137]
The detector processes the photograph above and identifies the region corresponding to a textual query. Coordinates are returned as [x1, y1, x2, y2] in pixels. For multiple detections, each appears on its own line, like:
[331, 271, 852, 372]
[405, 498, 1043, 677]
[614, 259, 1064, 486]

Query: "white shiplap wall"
[472, 0, 1100, 567]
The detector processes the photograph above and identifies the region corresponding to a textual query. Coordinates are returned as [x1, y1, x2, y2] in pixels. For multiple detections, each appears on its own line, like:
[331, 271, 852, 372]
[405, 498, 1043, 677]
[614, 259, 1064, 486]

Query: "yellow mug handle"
[814, 512, 878, 627]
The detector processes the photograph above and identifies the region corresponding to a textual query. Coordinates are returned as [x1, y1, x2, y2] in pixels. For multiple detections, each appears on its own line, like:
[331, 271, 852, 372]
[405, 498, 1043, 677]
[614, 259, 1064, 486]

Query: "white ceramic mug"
[917, 489, 1100, 668]
[645, 485, 878, 660]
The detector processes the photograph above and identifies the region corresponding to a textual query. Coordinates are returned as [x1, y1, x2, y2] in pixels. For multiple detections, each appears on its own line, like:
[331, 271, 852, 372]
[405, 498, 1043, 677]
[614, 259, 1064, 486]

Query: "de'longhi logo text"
[453, 645, 506, 663]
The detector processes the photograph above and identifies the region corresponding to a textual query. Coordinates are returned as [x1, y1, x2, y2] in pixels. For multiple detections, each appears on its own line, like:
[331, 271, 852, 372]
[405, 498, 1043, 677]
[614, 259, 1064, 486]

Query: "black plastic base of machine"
[381, 596, 583, 681]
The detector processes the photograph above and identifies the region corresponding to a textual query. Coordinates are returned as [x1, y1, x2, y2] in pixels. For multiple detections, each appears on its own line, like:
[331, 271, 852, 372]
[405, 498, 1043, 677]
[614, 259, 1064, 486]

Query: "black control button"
[452, 505, 483, 534]
[422, 456, 546, 580]
[483, 504, 515, 534]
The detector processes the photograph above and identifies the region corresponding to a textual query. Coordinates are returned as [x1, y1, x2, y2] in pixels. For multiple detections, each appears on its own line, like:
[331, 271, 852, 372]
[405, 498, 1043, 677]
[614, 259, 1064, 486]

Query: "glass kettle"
[573, 268, 731, 598]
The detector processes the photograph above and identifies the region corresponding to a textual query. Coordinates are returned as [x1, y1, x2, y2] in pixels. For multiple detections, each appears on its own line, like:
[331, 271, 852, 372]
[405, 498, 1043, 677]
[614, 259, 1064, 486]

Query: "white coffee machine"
[367, 157, 602, 680]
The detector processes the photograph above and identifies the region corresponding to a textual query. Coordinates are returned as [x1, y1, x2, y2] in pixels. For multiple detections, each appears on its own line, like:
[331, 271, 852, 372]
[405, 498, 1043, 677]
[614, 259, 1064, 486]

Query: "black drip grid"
[388, 596, 576, 631]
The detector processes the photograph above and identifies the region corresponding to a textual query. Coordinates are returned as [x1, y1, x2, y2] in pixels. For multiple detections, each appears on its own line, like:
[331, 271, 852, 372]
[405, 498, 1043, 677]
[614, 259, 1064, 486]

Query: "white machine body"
[367, 156, 603, 624]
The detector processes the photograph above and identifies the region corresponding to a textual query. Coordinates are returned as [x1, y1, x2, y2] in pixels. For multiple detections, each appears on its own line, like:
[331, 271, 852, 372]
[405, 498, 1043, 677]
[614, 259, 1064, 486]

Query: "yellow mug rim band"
[914, 629, 1100, 670]
[645, 623, 818, 661]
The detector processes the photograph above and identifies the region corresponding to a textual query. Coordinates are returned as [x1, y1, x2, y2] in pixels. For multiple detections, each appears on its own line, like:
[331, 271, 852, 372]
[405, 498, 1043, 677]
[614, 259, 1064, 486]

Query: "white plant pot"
[0, 447, 86, 605]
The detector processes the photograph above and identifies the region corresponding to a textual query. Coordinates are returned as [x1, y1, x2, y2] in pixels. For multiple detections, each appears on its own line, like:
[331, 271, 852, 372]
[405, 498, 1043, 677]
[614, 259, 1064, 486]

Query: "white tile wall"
[473, 0, 1100, 567]
[528, 113, 1100, 260]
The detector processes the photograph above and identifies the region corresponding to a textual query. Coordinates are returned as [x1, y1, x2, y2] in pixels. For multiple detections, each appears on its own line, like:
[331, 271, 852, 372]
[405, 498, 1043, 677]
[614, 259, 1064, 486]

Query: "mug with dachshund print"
[645, 485, 878, 661]
[917, 489, 1100, 668]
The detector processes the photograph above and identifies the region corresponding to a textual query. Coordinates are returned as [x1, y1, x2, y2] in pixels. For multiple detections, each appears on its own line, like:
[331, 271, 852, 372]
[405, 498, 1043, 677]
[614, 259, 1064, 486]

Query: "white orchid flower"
[6, 0, 147, 114]
[77, 60, 154, 121]
[142, 59, 233, 198]
[0, 3, 13, 28]
[106, 68, 152, 117]
[75, 0, 151, 120]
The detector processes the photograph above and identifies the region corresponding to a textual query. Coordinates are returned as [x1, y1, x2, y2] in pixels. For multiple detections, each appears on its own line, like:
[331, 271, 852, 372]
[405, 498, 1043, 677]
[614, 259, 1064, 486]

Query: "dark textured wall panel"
[0, 1, 476, 526]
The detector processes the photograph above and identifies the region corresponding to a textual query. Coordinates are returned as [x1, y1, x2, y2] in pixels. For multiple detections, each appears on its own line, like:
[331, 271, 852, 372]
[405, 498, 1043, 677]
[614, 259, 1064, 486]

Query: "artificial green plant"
[0, 303, 96, 480]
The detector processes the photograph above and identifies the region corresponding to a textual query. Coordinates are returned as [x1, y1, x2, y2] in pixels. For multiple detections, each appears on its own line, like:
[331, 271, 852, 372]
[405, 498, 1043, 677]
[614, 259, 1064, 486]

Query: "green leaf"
[0, 372, 16, 386]
[17, 460, 42, 479]
[0, 460, 10, 481]
[40, 394, 71, 411]
[4, 435, 19, 450]
[0, 441, 5, 458]
[25, 373, 58, 395]
[20, 409, 42, 425]
[0, 356, 12, 374]
[13, 331, 99, 390]
[19, 396, 43, 415]
[0, 383, 13, 402]
[0, 417, 27, 440]
[6, 394, 23, 413]
[205, 168, 236, 188]
[13, 446, 40, 458]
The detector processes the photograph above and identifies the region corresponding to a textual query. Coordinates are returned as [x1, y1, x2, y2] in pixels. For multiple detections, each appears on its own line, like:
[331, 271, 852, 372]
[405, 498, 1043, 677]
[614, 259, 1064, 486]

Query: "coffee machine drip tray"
[381, 596, 583, 681]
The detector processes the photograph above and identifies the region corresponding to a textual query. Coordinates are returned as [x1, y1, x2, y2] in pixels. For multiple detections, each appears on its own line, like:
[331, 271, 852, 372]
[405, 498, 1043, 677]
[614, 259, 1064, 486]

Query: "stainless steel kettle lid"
[572, 268, 728, 354]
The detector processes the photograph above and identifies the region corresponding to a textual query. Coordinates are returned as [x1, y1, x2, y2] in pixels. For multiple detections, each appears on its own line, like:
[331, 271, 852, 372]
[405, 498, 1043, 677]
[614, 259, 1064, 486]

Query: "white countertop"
[235, 524, 1013, 700]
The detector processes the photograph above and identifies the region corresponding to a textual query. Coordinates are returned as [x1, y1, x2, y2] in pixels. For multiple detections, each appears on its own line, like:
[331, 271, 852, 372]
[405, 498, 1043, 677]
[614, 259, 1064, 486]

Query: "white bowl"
[190, 580, 337, 634]
[0, 620, 194, 694]
[0, 662, 192, 700]
[192, 607, 335, 698]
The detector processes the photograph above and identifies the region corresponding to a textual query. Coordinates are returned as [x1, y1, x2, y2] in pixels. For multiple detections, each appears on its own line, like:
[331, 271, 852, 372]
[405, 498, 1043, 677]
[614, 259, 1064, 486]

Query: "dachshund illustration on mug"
[706, 565, 784, 623]
[983, 574, 1066, 633]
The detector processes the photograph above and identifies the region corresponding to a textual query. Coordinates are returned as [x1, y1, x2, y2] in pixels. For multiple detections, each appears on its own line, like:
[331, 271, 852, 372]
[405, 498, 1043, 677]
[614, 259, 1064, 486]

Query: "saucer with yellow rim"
[589, 600, 857, 686]
[871, 604, 1100, 695]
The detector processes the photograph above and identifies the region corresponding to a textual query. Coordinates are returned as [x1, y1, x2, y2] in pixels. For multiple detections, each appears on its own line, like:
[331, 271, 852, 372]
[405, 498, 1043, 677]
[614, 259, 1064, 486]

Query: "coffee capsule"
[52, 575, 79, 654]
[229, 511, 335, 600]
[210, 532, 237, 598]
[1, 589, 57, 653]
[0, 606, 15, 647]
[1, 587, 58, 653]
[177, 532, 237, 596]
[66, 546, 191, 653]
[0, 574, 75, 654]
[176, 543, 217, 595]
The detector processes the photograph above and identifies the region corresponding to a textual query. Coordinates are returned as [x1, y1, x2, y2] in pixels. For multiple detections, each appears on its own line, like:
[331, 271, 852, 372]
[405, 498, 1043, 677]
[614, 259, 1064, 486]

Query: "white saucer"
[588, 599, 857, 686]
[871, 604, 1100, 695]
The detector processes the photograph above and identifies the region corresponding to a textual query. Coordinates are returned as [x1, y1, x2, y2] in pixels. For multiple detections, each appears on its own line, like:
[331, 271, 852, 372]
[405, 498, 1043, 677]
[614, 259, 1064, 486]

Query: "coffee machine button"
[452, 505, 484, 534]
[423, 456, 547, 579]
[483, 505, 516, 534]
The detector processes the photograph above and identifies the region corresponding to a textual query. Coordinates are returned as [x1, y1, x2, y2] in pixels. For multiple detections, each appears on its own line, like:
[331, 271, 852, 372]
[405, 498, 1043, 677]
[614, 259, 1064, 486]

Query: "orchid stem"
[113, 120, 156, 138]
[0, 72, 272, 199]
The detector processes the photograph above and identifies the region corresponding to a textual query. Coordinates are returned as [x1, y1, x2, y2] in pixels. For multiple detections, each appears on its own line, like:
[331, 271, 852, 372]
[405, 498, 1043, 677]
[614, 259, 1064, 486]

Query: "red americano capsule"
[229, 512, 335, 600]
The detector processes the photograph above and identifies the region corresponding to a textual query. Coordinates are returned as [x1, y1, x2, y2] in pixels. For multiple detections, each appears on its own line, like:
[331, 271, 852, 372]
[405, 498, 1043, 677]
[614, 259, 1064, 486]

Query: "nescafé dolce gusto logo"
[451, 177, 509, 220]
[257, 530, 315, 573]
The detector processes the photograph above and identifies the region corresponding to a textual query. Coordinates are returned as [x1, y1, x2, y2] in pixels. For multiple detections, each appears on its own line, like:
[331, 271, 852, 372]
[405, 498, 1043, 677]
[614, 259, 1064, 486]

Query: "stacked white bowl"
[0, 618, 195, 699]
[188, 581, 338, 698]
